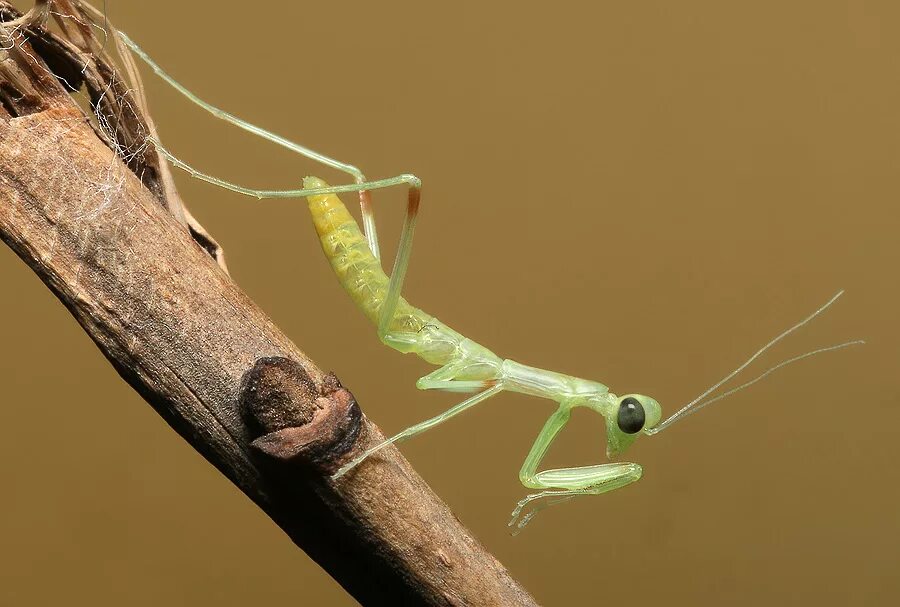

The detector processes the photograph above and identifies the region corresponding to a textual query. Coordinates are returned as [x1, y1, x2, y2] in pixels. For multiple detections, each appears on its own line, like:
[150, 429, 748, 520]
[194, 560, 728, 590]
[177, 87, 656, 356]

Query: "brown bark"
[0, 3, 538, 605]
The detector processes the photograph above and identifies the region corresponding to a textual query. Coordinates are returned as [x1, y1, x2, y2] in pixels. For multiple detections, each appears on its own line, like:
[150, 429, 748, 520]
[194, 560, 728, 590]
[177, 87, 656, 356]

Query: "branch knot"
[240, 357, 361, 470]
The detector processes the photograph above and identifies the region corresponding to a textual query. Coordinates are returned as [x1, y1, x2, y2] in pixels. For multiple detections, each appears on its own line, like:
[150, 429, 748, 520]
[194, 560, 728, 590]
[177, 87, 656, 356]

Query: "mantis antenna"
[648, 290, 865, 434]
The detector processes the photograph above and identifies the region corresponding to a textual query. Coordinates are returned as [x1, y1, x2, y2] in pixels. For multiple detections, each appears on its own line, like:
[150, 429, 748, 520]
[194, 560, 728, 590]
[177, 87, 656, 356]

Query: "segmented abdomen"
[305, 177, 429, 333]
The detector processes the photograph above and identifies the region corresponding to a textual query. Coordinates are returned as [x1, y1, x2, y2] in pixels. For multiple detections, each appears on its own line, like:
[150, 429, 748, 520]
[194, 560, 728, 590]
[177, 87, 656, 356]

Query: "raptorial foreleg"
[509, 406, 643, 530]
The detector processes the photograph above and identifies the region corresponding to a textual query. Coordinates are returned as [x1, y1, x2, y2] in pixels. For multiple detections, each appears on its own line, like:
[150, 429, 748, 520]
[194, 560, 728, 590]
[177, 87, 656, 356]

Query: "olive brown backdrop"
[2, 1, 897, 605]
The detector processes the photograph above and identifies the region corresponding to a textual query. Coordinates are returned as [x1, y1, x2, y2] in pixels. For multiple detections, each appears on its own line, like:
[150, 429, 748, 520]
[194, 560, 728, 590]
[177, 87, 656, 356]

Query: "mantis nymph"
[113, 30, 862, 530]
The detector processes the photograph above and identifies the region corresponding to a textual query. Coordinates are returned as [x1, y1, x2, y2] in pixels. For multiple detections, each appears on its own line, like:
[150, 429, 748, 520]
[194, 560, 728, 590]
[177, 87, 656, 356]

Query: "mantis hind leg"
[117, 32, 428, 348]
[375, 185, 421, 339]
[509, 406, 643, 531]
[115, 31, 420, 261]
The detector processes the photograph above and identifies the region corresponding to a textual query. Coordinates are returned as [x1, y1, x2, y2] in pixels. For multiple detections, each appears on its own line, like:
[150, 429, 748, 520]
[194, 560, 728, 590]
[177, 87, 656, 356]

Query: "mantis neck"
[500, 359, 613, 409]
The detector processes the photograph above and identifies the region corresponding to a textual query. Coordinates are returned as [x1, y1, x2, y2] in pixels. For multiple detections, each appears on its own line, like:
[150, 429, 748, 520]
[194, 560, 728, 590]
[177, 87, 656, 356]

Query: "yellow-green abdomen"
[304, 177, 426, 331]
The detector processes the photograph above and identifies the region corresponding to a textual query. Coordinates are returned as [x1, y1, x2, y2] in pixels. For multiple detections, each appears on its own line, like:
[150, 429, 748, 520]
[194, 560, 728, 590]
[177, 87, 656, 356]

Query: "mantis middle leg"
[333, 383, 504, 479]
[509, 405, 643, 530]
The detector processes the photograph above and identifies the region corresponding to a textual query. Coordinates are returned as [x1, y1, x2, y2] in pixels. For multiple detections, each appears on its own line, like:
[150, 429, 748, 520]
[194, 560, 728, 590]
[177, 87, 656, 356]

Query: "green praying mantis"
[45, 9, 862, 529]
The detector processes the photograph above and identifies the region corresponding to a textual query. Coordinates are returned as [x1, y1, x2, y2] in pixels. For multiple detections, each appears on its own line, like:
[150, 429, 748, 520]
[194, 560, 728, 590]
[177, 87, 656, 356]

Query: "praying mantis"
[101, 26, 862, 530]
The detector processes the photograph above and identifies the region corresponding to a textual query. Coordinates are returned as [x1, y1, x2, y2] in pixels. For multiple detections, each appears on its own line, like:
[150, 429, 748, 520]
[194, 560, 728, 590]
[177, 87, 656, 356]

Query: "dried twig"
[0, 2, 538, 604]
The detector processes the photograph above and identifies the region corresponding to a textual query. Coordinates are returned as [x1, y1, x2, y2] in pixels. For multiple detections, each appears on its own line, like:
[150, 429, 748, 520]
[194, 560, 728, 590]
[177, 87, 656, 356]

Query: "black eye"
[617, 397, 645, 434]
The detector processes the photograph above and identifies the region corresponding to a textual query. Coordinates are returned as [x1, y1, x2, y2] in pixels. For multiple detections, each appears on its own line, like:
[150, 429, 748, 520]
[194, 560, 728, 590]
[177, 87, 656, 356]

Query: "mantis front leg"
[510, 405, 643, 531]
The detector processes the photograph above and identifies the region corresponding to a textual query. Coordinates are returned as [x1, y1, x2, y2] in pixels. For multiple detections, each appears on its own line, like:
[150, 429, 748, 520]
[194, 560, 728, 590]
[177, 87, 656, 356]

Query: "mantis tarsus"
[105, 26, 862, 530]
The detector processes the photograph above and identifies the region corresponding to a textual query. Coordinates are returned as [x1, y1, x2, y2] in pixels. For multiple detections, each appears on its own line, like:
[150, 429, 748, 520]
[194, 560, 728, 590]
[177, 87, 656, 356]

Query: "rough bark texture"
[0, 3, 538, 605]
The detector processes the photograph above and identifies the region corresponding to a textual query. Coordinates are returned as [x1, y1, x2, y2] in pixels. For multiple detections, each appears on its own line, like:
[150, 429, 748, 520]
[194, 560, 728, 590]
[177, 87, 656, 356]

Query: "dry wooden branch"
[0, 3, 538, 605]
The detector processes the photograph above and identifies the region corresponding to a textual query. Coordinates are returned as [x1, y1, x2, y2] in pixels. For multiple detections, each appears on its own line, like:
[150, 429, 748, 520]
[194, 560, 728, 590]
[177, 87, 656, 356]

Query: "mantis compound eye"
[617, 397, 646, 434]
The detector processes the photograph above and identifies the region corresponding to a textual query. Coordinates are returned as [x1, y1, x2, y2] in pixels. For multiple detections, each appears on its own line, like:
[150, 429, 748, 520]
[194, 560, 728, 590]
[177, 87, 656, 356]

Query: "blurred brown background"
[2, 0, 898, 605]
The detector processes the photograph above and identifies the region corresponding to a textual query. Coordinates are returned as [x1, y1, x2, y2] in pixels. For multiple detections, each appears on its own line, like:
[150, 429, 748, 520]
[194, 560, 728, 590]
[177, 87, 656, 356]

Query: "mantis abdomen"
[306, 178, 423, 328]
[305, 178, 505, 379]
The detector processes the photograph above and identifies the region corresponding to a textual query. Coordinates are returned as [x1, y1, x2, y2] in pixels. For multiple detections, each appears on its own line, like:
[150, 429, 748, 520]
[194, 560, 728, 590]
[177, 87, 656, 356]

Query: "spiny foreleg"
[508, 406, 643, 531]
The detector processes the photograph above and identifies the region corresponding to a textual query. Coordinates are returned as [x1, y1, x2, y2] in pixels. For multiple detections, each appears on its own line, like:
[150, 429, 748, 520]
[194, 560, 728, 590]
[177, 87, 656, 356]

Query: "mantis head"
[604, 394, 662, 458]
[603, 291, 862, 458]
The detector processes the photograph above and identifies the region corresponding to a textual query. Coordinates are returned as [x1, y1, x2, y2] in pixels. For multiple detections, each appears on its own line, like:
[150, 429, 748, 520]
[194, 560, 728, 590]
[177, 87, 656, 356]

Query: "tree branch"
[0, 3, 538, 605]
